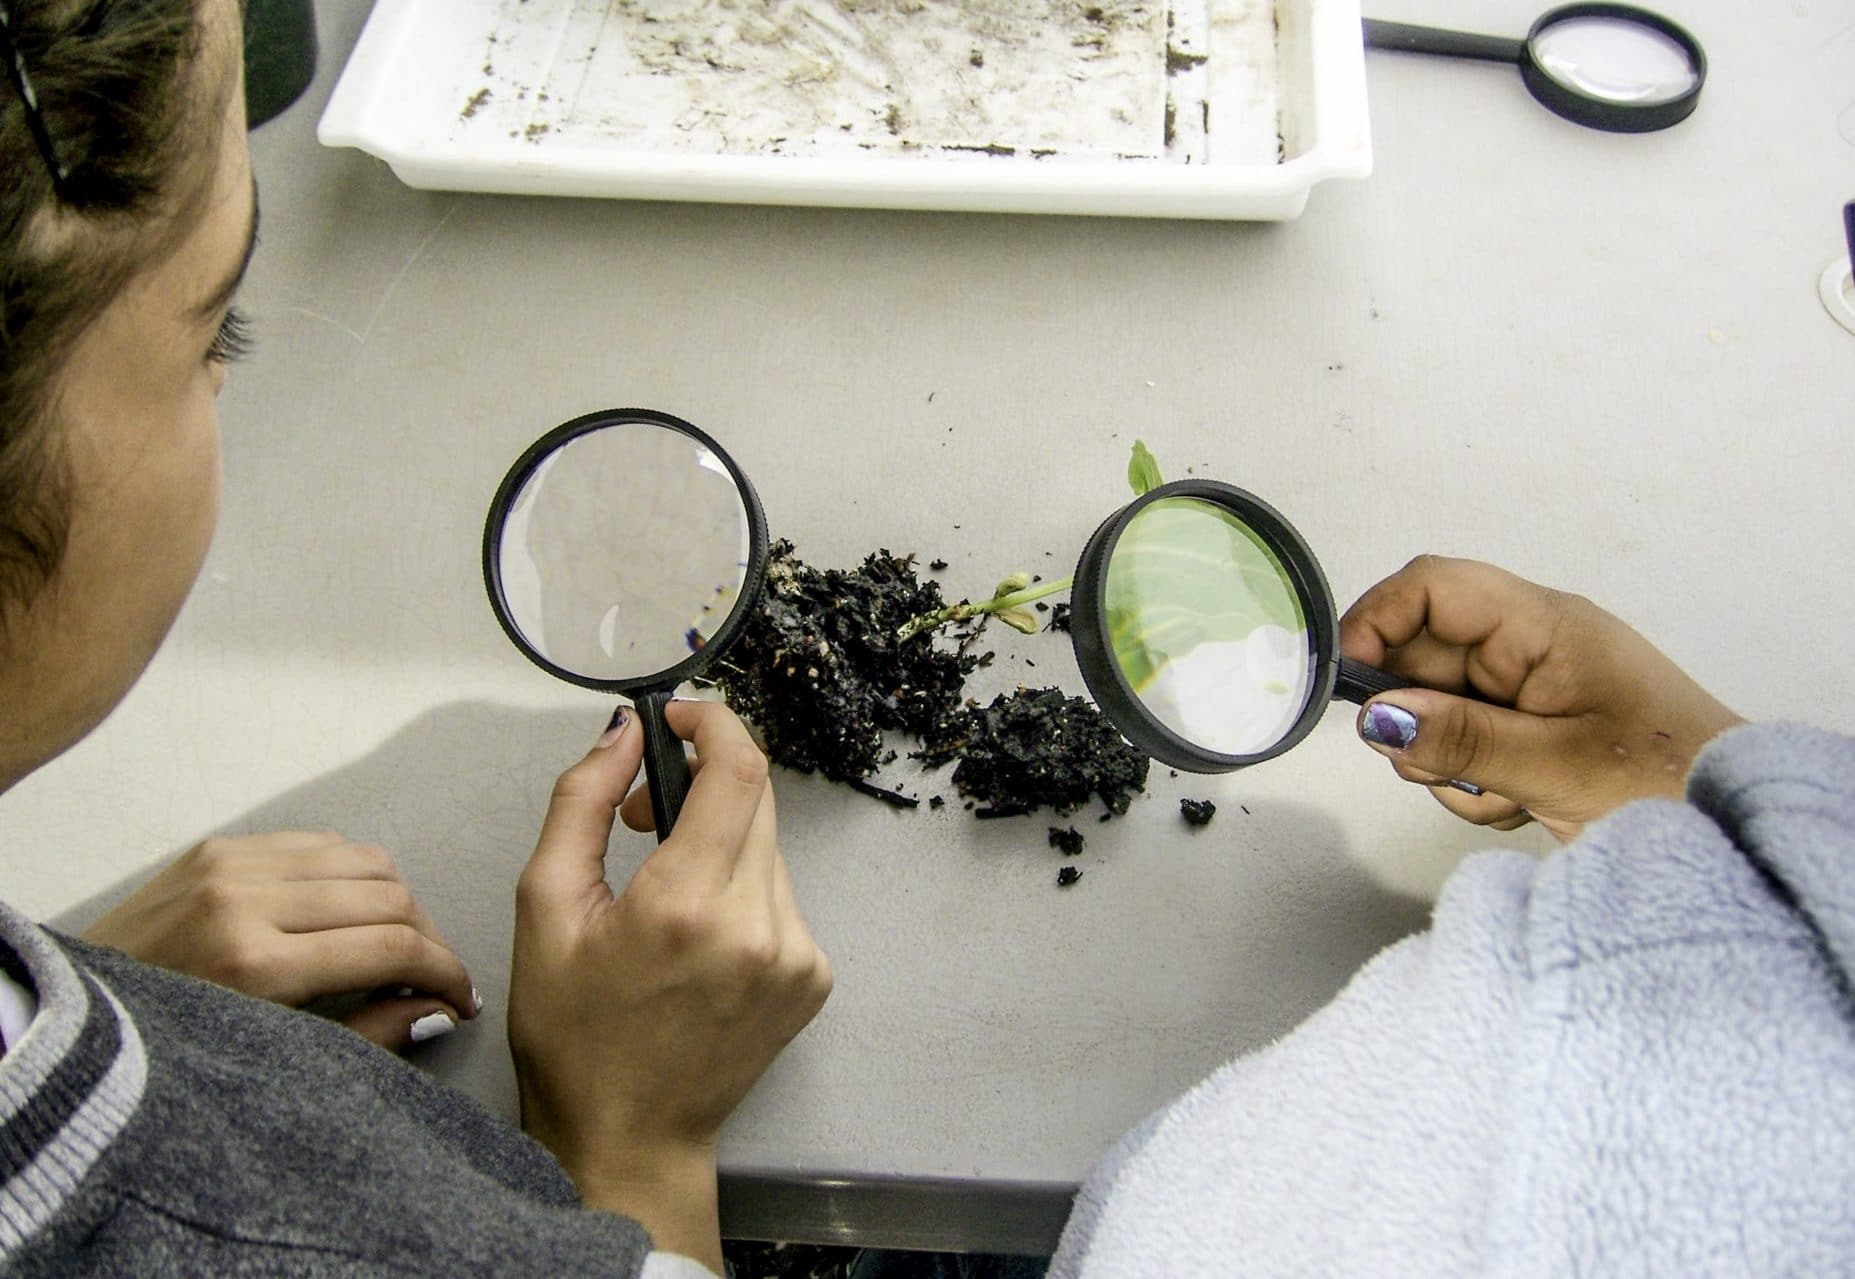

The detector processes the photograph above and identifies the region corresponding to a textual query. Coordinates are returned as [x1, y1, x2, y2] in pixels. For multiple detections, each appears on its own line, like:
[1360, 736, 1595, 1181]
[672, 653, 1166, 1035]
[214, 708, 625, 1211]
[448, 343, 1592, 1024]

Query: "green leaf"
[1127, 440, 1164, 497]
[1104, 497, 1305, 693]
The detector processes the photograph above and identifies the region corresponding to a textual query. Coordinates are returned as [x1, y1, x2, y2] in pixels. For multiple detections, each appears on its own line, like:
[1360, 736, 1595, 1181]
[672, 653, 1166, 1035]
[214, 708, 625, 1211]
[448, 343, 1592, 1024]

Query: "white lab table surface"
[6, 0, 1853, 1253]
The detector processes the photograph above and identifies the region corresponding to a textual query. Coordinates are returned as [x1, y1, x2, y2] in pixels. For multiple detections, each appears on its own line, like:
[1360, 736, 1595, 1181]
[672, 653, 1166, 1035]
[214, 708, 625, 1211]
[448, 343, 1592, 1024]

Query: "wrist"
[559, 1135, 723, 1274]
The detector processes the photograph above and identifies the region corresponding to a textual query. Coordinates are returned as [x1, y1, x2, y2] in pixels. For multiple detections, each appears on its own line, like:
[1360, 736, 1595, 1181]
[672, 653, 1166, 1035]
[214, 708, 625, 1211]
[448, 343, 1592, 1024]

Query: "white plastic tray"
[318, 0, 1372, 220]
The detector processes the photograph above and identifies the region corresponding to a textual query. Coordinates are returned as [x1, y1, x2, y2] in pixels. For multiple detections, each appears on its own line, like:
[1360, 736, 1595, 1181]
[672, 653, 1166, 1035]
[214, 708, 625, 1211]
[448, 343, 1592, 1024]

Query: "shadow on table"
[51, 699, 1434, 1254]
[50, 701, 595, 1118]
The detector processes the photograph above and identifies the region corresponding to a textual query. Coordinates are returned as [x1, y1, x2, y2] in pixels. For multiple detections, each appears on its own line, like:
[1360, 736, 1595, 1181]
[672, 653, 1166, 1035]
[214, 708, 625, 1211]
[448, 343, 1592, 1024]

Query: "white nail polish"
[408, 1012, 455, 1044]
[471, 986, 484, 1015]
[394, 986, 415, 998]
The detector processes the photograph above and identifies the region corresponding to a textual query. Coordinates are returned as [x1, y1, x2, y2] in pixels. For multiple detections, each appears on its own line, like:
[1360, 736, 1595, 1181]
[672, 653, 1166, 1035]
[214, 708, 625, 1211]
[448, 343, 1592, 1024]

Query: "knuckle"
[736, 930, 780, 974]
[548, 771, 581, 806]
[213, 932, 275, 988]
[514, 867, 543, 911]
[190, 838, 237, 874]
[375, 879, 418, 921]
[352, 843, 398, 877]
[720, 743, 770, 790]
[194, 878, 248, 922]
[789, 944, 833, 998]
[1434, 699, 1494, 778]
[378, 924, 427, 967]
[646, 895, 717, 949]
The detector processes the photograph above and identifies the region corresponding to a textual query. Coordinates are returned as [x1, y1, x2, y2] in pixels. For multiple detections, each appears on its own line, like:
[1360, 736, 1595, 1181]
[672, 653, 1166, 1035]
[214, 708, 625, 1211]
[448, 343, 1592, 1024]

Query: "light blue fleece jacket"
[1051, 723, 1855, 1276]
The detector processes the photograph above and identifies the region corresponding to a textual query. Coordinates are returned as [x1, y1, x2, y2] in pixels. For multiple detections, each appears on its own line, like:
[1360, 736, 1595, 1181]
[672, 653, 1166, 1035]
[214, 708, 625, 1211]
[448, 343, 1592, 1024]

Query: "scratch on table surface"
[280, 306, 366, 344]
[353, 203, 462, 345]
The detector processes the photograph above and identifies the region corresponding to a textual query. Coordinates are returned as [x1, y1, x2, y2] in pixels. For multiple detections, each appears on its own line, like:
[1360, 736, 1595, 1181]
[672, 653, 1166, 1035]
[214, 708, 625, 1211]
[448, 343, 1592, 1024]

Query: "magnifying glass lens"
[1103, 497, 1318, 757]
[496, 424, 753, 683]
[1530, 15, 1700, 105]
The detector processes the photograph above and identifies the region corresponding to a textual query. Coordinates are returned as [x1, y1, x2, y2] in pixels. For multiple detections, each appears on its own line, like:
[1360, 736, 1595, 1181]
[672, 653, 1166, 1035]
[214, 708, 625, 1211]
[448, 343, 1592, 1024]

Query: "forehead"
[150, 16, 255, 322]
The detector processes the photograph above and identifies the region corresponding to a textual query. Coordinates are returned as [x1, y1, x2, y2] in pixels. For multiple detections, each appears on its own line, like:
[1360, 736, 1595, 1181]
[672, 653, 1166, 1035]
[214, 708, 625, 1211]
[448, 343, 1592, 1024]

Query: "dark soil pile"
[710, 540, 975, 782]
[923, 687, 1149, 818]
[711, 542, 1149, 825]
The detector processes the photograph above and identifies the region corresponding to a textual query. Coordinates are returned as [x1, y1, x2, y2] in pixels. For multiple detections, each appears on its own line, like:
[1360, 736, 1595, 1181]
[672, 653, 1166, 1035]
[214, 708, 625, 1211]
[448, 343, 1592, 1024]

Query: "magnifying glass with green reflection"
[1066, 480, 1408, 773]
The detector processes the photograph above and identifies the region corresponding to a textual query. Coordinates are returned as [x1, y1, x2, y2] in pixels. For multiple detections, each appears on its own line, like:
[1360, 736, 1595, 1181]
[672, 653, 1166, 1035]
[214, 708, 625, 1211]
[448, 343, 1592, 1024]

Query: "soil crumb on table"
[1048, 826, 1086, 856]
[1057, 865, 1084, 887]
[1180, 798, 1217, 826]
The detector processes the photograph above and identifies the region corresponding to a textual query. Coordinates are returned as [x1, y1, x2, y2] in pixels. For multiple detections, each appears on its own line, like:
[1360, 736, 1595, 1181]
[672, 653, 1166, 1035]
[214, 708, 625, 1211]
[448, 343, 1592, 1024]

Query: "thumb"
[1356, 691, 1585, 809]
[521, 707, 643, 908]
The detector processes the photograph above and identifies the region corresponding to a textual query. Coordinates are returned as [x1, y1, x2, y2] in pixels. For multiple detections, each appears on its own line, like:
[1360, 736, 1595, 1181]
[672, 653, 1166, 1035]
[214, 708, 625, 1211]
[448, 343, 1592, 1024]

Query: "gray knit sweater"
[0, 907, 655, 1276]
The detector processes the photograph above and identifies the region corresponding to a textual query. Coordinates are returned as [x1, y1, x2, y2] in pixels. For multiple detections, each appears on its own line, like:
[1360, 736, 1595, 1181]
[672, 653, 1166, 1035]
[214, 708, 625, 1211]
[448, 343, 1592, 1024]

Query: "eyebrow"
[192, 176, 261, 322]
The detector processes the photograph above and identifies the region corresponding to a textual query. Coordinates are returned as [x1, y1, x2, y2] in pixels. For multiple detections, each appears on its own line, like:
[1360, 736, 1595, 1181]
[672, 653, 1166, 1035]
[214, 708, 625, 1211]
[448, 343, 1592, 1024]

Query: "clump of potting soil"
[1048, 826, 1085, 856]
[923, 687, 1149, 818]
[1046, 602, 1072, 632]
[1180, 798, 1217, 827]
[708, 539, 976, 782]
[711, 542, 1150, 828]
[1056, 866, 1084, 887]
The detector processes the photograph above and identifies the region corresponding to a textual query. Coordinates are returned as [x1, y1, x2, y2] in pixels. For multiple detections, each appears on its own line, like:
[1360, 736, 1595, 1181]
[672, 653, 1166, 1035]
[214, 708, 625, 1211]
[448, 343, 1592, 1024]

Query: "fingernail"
[1361, 703, 1417, 750]
[408, 1012, 455, 1044]
[596, 706, 630, 749]
[470, 986, 484, 1016]
[1445, 778, 1483, 797]
[394, 986, 415, 998]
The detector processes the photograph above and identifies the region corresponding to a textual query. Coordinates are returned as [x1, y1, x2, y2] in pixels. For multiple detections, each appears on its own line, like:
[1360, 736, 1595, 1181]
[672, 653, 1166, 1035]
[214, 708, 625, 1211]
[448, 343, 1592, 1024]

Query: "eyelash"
[208, 306, 254, 365]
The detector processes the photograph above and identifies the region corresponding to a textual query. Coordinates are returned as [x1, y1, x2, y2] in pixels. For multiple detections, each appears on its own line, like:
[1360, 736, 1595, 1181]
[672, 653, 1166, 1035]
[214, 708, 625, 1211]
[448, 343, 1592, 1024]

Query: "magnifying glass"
[483, 408, 769, 839]
[1068, 480, 1407, 773]
[1364, 3, 1706, 133]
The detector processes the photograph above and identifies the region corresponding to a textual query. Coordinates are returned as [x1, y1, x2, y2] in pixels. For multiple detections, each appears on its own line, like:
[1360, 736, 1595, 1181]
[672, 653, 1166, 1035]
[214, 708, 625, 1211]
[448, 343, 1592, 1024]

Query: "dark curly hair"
[1, 0, 222, 630]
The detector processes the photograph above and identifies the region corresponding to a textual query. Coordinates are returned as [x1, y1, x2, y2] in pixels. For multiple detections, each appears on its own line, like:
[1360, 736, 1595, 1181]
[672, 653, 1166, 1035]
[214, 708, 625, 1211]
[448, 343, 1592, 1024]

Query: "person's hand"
[82, 832, 478, 1050]
[1339, 556, 1744, 841]
[509, 701, 832, 1273]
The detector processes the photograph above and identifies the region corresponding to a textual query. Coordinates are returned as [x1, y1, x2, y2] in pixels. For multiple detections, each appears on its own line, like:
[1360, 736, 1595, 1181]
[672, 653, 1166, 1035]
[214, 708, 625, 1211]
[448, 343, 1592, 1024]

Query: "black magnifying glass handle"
[634, 688, 691, 841]
[1334, 656, 1413, 704]
[1362, 18, 1524, 63]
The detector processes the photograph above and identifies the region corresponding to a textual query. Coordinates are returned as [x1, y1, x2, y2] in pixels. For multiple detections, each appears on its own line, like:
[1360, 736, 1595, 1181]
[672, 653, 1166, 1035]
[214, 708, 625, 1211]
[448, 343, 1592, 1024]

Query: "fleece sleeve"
[1049, 723, 1855, 1279]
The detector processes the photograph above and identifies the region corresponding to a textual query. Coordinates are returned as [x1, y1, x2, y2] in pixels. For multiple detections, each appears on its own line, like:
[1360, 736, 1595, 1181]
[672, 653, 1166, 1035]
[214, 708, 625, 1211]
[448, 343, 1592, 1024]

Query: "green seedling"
[897, 441, 1163, 642]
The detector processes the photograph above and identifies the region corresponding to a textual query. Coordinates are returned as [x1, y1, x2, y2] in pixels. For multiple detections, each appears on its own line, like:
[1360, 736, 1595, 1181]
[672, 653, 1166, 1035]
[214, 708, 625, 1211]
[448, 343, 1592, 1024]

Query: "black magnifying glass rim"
[482, 406, 770, 697]
[1519, 2, 1706, 133]
[1070, 479, 1342, 775]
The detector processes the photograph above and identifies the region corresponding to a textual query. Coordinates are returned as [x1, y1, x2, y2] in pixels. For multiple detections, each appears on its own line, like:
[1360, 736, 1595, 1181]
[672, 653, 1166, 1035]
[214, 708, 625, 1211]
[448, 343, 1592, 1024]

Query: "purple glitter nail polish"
[1361, 703, 1418, 750]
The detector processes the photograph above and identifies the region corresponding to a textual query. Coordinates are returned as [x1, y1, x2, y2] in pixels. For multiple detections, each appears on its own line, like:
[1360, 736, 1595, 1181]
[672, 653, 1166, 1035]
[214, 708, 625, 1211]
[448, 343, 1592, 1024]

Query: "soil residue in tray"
[1181, 798, 1217, 827]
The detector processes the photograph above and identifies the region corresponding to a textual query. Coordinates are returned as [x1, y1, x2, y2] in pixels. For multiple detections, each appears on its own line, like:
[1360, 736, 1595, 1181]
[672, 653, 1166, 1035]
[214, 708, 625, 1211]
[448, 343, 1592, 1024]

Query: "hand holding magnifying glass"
[1066, 480, 1398, 773]
[1058, 482, 1742, 841]
[483, 409, 768, 841]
